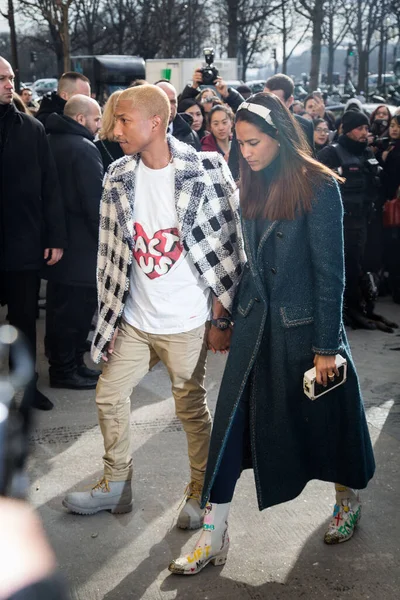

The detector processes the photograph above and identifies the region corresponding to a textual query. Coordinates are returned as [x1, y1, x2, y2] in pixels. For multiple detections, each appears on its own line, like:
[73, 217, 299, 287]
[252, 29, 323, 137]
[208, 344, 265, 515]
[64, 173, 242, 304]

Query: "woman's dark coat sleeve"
[307, 179, 344, 354]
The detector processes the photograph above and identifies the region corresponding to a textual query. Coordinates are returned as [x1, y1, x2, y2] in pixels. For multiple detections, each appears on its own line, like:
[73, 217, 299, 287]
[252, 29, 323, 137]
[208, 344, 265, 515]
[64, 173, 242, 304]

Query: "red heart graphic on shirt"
[132, 222, 183, 280]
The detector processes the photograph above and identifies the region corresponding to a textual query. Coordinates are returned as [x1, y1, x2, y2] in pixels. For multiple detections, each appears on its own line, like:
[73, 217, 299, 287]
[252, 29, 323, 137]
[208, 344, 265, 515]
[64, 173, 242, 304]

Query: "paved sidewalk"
[12, 300, 400, 598]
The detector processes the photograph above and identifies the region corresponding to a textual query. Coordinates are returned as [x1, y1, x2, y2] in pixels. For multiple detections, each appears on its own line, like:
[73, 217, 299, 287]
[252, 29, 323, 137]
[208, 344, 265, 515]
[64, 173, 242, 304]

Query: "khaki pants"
[96, 319, 211, 485]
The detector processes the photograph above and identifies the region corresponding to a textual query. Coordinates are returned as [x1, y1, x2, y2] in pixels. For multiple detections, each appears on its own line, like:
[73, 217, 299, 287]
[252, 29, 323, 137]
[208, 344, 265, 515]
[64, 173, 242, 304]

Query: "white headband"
[237, 101, 277, 131]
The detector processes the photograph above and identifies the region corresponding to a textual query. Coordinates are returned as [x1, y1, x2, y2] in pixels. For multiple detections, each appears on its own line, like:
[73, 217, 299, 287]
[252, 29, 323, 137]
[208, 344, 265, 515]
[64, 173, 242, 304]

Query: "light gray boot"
[176, 481, 205, 530]
[62, 477, 133, 515]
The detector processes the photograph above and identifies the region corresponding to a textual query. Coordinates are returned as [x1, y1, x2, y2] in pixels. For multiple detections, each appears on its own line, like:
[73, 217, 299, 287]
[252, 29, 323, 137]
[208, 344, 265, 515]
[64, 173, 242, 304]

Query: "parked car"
[368, 73, 398, 89]
[223, 79, 245, 90]
[31, 78, 58, 99]
[245, 80, 265, 94]
[313, 102, 397, 125]
[361, 103, 397, 117]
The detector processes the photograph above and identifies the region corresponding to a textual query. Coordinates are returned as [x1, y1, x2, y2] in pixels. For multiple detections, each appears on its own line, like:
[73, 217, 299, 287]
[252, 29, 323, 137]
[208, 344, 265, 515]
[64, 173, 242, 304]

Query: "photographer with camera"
[180, 49, 245, 115]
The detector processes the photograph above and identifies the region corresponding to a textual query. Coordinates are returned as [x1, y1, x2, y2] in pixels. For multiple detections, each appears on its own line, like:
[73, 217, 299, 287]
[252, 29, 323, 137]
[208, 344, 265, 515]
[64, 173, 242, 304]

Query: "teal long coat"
[201, 178, 375, 511]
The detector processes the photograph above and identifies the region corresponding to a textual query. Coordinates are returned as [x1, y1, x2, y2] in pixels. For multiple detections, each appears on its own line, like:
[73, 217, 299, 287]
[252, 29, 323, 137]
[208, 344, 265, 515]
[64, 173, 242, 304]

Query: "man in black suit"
[264, 74, 315, 154]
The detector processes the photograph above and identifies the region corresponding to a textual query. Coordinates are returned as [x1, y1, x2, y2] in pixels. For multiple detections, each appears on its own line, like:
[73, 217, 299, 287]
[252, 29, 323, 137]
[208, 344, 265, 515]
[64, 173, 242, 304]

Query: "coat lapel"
[109, 155, 140, 248]
[169, 136, 205, 238]
[256, 219, 279, 264]
[243, 220, 268, 302]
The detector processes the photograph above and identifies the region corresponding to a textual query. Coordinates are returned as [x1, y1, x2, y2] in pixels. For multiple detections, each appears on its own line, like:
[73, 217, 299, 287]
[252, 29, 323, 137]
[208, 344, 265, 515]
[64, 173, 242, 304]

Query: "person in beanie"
[318, 109, 382, 328]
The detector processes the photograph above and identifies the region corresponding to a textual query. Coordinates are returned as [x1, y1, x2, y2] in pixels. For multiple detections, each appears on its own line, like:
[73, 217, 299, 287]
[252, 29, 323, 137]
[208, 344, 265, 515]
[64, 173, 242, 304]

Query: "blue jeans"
[209, 393, 249, 504]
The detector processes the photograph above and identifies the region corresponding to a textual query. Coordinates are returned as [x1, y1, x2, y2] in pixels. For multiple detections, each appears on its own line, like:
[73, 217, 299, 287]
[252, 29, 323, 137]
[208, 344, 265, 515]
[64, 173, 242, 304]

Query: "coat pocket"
[235, 267, 259, 318]
[280, 305, 315, 364]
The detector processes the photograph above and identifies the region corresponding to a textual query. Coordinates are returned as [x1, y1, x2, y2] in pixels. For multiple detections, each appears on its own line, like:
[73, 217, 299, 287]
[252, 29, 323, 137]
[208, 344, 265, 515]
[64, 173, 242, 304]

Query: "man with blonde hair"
[63, 84, 246, 530]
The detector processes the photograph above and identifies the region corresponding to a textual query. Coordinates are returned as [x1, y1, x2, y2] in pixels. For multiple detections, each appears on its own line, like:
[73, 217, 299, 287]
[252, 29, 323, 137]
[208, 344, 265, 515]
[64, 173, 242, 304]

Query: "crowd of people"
[2, 52, 399, 594]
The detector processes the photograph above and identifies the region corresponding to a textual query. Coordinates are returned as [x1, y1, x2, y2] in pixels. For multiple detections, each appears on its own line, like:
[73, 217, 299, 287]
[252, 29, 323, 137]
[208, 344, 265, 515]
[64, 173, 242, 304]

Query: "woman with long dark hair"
[169, 93, 375, 575]
[177, 98, 207, 140]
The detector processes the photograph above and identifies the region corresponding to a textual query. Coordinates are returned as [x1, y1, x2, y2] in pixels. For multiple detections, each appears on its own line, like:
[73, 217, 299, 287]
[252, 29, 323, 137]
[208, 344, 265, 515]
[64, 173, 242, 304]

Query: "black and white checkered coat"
[91, 135, 246, 363]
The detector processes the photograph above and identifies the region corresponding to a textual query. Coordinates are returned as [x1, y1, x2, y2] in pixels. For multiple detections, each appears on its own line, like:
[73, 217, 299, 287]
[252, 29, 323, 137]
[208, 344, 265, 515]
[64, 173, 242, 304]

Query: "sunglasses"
[201, 96, 218, 103]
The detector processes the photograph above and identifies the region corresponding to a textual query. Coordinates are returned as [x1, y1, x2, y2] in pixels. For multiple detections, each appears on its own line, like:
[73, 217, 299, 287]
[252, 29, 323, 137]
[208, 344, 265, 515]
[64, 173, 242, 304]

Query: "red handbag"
[383, 188, 400, 227]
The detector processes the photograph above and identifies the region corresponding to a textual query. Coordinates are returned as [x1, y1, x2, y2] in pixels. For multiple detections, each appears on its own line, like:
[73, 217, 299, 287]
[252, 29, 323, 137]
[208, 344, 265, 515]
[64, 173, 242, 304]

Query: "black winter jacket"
[95, 139, 124, 171]
[171, 113, 201, 150]
[0, 103, 67, 272]
[45, 113, 104, 286]
[36, 92, 66, 130]
[381, 139, 400, 200]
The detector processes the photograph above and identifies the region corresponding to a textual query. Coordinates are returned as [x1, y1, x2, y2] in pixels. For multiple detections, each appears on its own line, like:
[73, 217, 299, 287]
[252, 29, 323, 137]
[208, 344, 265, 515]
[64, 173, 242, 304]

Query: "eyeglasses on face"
[315, 127, 329, 134]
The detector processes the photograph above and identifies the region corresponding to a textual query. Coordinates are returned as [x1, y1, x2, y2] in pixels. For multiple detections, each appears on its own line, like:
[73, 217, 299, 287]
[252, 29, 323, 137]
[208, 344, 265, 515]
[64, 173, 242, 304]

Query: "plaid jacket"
[91, 135, 246, 363]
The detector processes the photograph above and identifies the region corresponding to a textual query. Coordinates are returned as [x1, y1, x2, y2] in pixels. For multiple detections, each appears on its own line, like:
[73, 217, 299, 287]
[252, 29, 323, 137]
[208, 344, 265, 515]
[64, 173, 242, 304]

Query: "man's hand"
[314, 354, 339, 387]
[207, 326, 231, 354]
[191, 68, 203, 89]
[214, 77, 229, 99]
[44, 248, 63, 266]
[102, 328, 119, 362]
[313, 94, 325, 118]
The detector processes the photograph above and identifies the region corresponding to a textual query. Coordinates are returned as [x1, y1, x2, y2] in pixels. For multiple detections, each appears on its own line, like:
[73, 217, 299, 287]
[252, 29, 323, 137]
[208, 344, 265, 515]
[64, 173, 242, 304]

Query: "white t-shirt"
[123, 159, 211, 334]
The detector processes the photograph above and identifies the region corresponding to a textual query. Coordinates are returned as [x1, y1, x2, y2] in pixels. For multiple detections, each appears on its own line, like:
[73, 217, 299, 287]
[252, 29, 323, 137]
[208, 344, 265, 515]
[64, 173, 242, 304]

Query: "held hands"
[207, 325, 231, 355]
[314, 354, 339, 387]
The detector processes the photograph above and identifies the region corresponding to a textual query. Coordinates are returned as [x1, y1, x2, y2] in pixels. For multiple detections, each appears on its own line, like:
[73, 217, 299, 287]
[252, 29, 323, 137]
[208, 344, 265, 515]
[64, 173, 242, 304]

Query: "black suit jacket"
[0, 104, 67, 271]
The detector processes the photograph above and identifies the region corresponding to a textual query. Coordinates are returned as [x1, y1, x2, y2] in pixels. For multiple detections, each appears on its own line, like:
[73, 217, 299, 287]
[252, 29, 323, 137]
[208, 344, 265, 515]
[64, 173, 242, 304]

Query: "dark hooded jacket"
[171, 113, 201, 150]
[381, 139, 400, 200]
[36, 91, 66, 130]
[45, 113, 104, 286]
[95, 139, 124, 171]
[0, 103, 67, 272]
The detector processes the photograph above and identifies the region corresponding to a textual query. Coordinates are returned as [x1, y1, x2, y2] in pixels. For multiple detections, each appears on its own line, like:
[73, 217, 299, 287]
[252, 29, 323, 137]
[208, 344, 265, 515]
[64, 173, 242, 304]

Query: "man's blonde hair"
[117, 85, 170, 132]
[98, 90, 122, 141]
